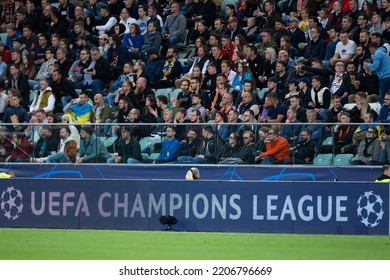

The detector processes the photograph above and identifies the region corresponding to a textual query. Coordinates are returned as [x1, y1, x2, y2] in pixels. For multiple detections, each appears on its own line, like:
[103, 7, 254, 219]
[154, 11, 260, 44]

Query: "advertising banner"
[1, 179, 388, 235]
[0, 163, 383, 182]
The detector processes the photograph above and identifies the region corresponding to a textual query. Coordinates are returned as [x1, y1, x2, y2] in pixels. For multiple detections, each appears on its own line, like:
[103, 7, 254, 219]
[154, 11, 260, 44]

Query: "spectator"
[352, 127, 381, 165]
[63, 92, 93, 124]
[256, 127, 291, 164]
[154, 126, 180, 163]
[5, 133, 33, 162]
[29, 79, 55, 114]
[108, 127, 142, 164]
[33, 126, 59, 160]
[77, 126, 110, 163]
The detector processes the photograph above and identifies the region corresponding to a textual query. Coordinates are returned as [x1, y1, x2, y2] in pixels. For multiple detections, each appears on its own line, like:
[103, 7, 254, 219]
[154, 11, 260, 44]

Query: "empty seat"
[313, 154, 333, 165]
[334, 154, 354, 166]
[322, 136, 333, 145]
[155, 88, 174, 99]
[170, 88, 182, 100]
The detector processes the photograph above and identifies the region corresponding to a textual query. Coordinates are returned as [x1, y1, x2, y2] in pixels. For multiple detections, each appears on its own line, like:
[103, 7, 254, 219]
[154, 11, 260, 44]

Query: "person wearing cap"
[145, 49, 164, 83]
[186, 91, 206, 122]
[74, 34, 95, 61]
[97, 33, 110, 60]
[107, 126, 142, 164]
[297, 77, 311, 107]
[287, 16, 306, 52]
[225, 16, 247, 41]
[12, 37, 29, 57]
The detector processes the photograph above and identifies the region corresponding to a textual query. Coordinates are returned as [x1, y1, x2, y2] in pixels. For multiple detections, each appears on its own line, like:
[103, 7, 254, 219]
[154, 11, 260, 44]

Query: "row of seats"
[313, 153, 356, 166]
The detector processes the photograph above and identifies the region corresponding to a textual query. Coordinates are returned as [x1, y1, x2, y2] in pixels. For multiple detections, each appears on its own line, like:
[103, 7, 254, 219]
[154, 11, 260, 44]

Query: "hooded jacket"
[368, 47, 390, 79]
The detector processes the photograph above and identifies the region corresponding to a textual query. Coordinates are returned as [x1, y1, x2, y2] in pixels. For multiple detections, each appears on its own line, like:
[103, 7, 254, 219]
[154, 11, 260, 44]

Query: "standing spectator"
[365, 43, 390, 104]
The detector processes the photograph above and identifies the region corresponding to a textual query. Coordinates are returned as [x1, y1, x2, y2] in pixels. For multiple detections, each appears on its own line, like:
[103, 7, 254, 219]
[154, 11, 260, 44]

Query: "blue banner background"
[0, 163, 383, 182]
[0, 179, 388, 235]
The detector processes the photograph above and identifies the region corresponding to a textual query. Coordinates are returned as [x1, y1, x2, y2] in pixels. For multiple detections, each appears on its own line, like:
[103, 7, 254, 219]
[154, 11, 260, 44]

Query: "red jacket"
[260, 136, 291, 161]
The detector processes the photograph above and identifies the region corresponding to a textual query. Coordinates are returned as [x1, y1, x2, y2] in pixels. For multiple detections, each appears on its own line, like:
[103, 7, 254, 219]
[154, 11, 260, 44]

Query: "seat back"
[313, 154, 333, 165]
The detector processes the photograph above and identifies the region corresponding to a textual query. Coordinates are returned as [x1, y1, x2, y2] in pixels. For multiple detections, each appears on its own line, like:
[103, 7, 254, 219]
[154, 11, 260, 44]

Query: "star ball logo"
[357, 191, 384, 228]
[0, 186, 24, 220]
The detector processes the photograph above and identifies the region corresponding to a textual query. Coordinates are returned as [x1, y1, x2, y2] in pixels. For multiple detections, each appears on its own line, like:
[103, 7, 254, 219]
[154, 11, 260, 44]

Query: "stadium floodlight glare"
[159, 215, 177, 231]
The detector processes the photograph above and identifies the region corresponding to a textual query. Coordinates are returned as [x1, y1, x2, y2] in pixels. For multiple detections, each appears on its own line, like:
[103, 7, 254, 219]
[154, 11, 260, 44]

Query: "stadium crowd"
[1, 0, 390, 165]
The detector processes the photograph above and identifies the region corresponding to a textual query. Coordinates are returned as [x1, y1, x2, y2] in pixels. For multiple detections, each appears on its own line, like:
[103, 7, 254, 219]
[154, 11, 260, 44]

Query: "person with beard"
[40, 126, 77, 163]
[92, 93, 112, 136]
[276, 128, 315, 165]
[172, 79, 192, 110]
[173, 107, 191, 142]
[177, 128, 202, 163]
[77, 125, 110, 163]
[108, 126, 142, 164]
[321, 111, 356, 154]
[29, 79, 55, 115]
[150, 47, 182, 89]
[130, 77, 154, 111]
[32, 125, 59, 161]
[352, 127, 381, 165]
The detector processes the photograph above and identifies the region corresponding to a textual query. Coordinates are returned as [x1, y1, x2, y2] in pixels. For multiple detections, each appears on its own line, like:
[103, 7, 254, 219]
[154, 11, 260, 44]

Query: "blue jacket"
[157, 138, 180, 162]
[378, 105, 390, 123]
[368, 47, 390, 79]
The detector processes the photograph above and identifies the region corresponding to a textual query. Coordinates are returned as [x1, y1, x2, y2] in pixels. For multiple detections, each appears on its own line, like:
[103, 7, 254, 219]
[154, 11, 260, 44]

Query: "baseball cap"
[297, 77, 310, 86]
[121, 126, 131, 133]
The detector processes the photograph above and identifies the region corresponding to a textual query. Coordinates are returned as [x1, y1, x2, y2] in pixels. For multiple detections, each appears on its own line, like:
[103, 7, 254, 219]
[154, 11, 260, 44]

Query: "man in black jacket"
[50, 69, 78, 113]
[74, 46, 113, 97]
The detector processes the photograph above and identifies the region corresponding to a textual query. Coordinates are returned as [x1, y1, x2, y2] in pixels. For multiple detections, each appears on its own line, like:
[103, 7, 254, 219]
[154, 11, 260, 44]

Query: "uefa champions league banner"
[0, 179, 389, 235]
[0, 163, 383, 182]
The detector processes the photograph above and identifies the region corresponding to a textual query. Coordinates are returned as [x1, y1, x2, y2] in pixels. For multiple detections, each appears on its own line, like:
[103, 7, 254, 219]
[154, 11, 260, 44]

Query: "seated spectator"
[280, 108, 303, 146]
[63, 92, 93, 124]
[43, 126, 78, 163]
[253, 127, 270, 157]
[277, 128, 315, 164]
[2, 94, 30, 133]
[320, 111, 356, 154]
[176, 128, 202, 163]
[108, 127, 142, 164]
[73, 47, 113, 97]
[308, 75, 331, 121]
[29, 79, 55, 114]
[0, 127, 13, 162]
[218, 132, 243, 163]
[107, 34, 131, 77]
[6, 63, 30, 107]
[352, 127, 381, 165]
[33, 126, 59, 160]
[256, 127, 291, 165]
[150, 47, 182, 89]
[144, 50, 164, 84]
[92, 93, 112, 136]
[299, 109, 324, 147]
[6, 133, 33, 162]
[196, 125, 224, 164]
[378, 92, 390, 123]
[50, 68, 78, 113]
[259, 92, 288, 124]
[239, 131, 256, 164]
[239, 109, 258, 138]
[154, 126, 180, 163]
[77, 126, 110, 163]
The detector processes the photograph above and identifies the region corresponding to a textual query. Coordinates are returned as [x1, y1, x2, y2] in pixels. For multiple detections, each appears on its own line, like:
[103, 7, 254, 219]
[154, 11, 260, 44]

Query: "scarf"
[162, 57, 176, 79]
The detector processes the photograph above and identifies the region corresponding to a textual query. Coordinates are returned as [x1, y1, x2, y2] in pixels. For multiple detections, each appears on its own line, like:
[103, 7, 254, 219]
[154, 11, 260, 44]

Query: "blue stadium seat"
[170, 88, 182, 101]
[334, 154, 354, 166]
[155, 88, 174, 99]
[176, 29, 189, 51]
[313, 154, 333, 165]
[0, 33, 7, 44]
[322, 137, 333, 145]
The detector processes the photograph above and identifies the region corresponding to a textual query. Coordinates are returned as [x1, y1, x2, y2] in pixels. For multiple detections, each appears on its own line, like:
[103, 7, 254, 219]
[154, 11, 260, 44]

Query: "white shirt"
[335, 39, 356, 60]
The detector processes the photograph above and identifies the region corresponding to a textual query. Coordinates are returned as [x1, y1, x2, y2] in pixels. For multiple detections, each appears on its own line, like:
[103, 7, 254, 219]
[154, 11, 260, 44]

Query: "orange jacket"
[260, 136, 291, 161]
